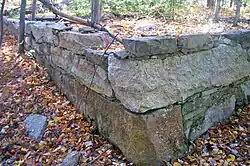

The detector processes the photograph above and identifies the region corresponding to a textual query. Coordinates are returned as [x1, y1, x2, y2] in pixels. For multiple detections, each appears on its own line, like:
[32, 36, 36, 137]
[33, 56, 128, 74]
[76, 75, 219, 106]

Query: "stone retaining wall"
[3, 17, 250, 165]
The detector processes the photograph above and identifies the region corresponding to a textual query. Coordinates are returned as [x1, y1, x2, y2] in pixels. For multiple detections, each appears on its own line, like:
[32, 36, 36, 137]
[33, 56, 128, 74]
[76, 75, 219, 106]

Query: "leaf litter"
[0, 33, 132, 165]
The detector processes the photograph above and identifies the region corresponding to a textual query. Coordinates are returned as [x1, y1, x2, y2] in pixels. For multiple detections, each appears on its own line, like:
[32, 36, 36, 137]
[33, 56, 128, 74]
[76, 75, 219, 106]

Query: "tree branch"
[31, 0, 37, 20]
[38, 0, 123, 44]
[18, 0, 26, 54]
[0, 0, 6, 48]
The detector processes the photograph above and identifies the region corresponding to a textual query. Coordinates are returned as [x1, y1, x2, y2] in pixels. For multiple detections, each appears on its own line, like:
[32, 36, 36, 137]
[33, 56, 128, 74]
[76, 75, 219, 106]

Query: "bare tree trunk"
[214, 0, 221, 22]
[207, 0, 215, 8]
[230, 0, 234, 7]
[91, 0, 102, 23]
[18, 0, 26, 54]
[31, 0, 37, 20]
[0, 0, 6, 48]
[233, 0, 241, 26]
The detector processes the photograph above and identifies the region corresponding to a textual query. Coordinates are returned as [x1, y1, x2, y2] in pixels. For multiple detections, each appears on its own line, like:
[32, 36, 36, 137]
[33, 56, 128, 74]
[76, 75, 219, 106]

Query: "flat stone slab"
[58, 31, 111, 54]
[30, 22, 59, 45]
[24, 114, 47, 140]
[122, 36, 177, 57]
[177, 34, 214, 54]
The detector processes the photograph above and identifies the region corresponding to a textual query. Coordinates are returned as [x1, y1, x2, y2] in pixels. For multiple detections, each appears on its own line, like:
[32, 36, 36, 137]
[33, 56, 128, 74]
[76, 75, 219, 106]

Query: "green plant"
[69, 0, 90, 17]
[69, 0, 185, 18]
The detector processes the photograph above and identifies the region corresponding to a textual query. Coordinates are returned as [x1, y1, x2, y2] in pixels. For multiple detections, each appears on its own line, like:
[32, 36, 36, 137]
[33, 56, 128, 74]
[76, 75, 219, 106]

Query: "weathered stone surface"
[58, 151, 80, 166]
[47, 23, 69, 31]
[25, 21, 37, 35]
[143, 106, 187, 161]
[122, 36, 177, 57]
[50, 47, 113, 97]
[58, 31, 110, 54]
[71, 55, 113, 97]
[33, 42, 51, 55]
[84, 49, 108, 70]
[112, 50, 130, 59]
[240, 80, 250, 104]
[3, 18, 19, 36]
[24, 114, 47, 140]
[221, 30, 250, 49]
[51, 47, 73, 70]
[189, 95, 235, 140]
[51, 70, 187, 166]
[30, 22, 60, 45]
[182, 84, 238, 140]
[177, 34, 214, 53]
[108, 44, 250, 113]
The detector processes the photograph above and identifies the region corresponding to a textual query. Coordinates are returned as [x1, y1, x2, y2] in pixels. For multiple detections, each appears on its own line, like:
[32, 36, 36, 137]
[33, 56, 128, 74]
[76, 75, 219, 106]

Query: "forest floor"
[0, 34, 132, 166]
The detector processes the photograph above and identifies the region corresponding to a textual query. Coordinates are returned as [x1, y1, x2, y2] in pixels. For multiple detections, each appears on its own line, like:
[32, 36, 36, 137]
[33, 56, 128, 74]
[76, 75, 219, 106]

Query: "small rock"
[134, 21, 157, 31]
[58, 151, 80, 166]
[24, 114, 47, 140]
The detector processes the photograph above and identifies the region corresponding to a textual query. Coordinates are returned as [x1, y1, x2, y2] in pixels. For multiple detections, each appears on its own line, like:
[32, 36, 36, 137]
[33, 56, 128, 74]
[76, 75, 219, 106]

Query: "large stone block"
[122, 36, 177, 57]
[182, 88, 237, 140]
[25, 21, 37, 35]
[30, 22, 67, 45]
[108, 44, 250, 113]
[53, 70, 187, 166]
[58, 31, 111, 54]
[50, 47, 112, 97]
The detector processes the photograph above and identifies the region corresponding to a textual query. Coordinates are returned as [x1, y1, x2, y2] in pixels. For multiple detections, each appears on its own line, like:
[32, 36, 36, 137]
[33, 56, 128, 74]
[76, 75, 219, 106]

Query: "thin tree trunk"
[38, 0, 122, 43]
[214, 0, 221, 22]
[31, 0, 37, 20]
[233, 0, 241, 26]
[91, 0, 102, 23]
[230, 0, 234, 7]
[0, 0, 6, 48]
[18, 0, 26, 54]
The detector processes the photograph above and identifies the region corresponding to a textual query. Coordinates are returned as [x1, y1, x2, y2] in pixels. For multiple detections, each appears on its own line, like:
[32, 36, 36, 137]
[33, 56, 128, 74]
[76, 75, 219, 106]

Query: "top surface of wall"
[4, 17, 250, 113]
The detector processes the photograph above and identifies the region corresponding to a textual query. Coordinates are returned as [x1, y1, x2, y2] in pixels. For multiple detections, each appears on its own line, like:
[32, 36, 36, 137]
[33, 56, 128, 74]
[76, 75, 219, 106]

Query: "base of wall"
[47, 63, 188, 165]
